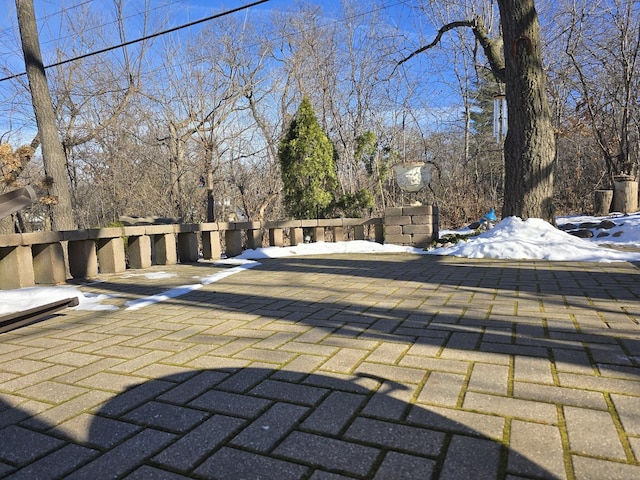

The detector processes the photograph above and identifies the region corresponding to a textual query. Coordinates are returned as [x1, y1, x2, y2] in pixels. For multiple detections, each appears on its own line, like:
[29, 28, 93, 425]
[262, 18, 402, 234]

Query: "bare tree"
[402, 0, 556, 222]
[15, 0, 74, 230]
[564, 0, 640, 181]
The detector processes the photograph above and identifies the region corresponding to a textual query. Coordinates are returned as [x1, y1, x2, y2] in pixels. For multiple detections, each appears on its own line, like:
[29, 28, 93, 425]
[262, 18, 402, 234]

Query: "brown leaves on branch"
[0, 142, 35, 188]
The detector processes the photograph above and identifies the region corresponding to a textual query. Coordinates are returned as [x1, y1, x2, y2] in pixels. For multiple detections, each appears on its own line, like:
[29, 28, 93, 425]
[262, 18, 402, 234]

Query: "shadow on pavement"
[0, 367, 561, 479]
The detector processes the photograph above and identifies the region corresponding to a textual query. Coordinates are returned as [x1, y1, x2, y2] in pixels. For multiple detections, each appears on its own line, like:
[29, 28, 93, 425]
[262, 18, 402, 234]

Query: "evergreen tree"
[278, 97, 338, 219]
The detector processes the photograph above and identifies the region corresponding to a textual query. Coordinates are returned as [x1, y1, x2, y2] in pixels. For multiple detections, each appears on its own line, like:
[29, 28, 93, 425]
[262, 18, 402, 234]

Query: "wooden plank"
[0, 297, 79, 334]
[0, 186, 37, 220]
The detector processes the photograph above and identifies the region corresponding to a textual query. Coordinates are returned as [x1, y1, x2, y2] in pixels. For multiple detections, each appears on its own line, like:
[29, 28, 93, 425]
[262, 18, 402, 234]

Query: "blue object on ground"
[483, 208, 498, 222]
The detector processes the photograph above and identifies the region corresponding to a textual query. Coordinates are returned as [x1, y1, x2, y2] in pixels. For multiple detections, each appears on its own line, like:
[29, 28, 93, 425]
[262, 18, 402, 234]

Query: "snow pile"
[1, 212, 639, 314]
[431, 216, 640, 262]
[235, 240, 425, 259]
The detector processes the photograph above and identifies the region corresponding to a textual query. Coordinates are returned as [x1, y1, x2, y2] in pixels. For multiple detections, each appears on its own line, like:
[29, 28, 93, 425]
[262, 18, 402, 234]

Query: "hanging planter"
[393, 162, 432, 192]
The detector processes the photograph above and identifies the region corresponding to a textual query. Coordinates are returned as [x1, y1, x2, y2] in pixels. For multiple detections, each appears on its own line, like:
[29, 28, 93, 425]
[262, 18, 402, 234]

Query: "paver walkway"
[0, 254, 639, 479]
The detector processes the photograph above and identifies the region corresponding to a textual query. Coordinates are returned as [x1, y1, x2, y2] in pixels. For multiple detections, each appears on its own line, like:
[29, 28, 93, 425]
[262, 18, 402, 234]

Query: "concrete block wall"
[384, 205, 439, 248]
[0, 216, 392, 289]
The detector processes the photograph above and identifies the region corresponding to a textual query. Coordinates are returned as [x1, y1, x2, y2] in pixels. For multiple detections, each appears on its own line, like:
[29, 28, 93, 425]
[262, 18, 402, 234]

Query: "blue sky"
[0, 0, 457, 139]
[1, 0, 422, 67]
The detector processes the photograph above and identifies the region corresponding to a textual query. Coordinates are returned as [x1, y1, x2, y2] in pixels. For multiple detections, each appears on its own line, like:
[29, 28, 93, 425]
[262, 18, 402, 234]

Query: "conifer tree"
[278, 97, 338, 219]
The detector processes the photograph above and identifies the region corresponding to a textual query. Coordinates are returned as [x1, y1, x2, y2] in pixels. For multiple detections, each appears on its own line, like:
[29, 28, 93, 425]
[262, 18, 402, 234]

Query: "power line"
[139, 0, 414, 84]
[0, 0, 270, 83]
[0, 0, 93, 37]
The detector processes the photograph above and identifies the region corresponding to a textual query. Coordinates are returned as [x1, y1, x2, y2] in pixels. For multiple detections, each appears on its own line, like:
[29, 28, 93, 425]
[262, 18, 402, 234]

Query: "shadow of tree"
[0, 367, 562, 479]
[11, 255, 640, 381]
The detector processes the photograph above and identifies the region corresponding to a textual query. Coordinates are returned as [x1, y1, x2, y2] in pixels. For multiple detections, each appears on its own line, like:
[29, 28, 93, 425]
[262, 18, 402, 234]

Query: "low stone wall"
[383, 205, 439, 248]
[0, 207, 439, 289]
[0, 218, 382, 289]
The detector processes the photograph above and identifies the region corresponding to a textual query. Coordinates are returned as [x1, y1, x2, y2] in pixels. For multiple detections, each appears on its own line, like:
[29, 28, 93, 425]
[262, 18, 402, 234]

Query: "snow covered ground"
[2, 212, 640, 314]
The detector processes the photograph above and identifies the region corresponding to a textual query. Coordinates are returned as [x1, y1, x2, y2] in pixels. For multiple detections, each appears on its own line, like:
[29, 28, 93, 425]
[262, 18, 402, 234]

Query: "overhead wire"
[0, 0, 416, 105]
[0, 0, 270, 82]
[128, 0, 415, 86]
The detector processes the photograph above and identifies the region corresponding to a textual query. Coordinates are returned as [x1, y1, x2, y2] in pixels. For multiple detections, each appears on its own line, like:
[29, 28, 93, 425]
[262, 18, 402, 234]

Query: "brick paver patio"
[0, 254, 638, 479]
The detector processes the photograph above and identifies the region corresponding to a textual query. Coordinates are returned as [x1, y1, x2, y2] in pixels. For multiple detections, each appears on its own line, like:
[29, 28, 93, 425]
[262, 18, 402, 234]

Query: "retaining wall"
[383, 205, 439, 248]
[0, 207, 438, 289]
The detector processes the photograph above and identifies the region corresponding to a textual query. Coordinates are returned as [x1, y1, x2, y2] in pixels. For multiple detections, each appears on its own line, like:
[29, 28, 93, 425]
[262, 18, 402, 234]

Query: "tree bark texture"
[497, 0, 556, 222]
[612, 178, 638, 214]
[593, 189, 613, 216]
[16, 0, 75, 230]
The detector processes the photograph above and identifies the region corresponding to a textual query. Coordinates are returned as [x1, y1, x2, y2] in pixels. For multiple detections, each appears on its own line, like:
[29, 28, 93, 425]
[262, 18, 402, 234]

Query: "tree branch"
[472, 17, 505, 83]
[396, 17, 505, 83]
[398, 20, 475, 68]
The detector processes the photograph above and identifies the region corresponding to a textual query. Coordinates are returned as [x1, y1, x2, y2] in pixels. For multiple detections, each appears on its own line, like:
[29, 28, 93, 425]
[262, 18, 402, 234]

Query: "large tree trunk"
[497, 0, 556, 222]
[16, 0, 75, 230]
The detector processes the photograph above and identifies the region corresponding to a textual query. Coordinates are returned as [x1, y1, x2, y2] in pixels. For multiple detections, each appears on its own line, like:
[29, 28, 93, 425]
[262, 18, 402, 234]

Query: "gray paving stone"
[361, 381, 416, 420]
[189, 389, 271, 418]
[157, 370, 228, 404]
[231, 402, 309, 452]
[373, 451, 436, 479]
[123, 401, 209, 433]
[345, 417, 445, 456]
[407, 404, 505, 441]
[127, 465, 193, 479]
[558, 371, 640, 395]
[417, 371, 466, 407]
[0, 365, 74, 392]
[513, 381, 608, 410]
[100, 379, 175, 417]
[301, 391, 366, 435]
[354, 362, 426, 384]
[0, 461, 14, 477]
[572, 455, 640, 480]
[508, 420, 567, 479]
[611, 394, 640, 437]
[467, 363, 509, 395]
[0, 425, 65, 465]
[463, 392, 558, 423]
[365, 341, 408, 364]
[53, 357, 124, 384]
[17, 380, 88, 404]
[302, 373, 377, 394]
[43, 351, 106, 367]
[438, 434, 502, 480]
[444, 331, 481, 351]
[215, 367, 273, 393]
[57, 413, 140, 448]
[274, 431, 380, 477]
[320, 348, 370, 373]
[309, 470, 354, 480]
[597, 363, 640, 381]
[480, 342, 549, 358]
[0, 358, 54, 374]
[66, 428, 176, 479]
[513, 356, 554, 384]
[564, 406, 627, 460]
[552, 348, 597, 375]
[250, 379, 328, 406]
[76, 372, 149, 393]
[399, 355, 470, 374]
[6, 443, 98, 480]
[195, 446, 310, 479]
[110, 351, 174, 373]
[152, 414, 245, 471]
